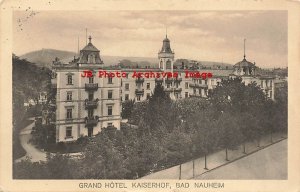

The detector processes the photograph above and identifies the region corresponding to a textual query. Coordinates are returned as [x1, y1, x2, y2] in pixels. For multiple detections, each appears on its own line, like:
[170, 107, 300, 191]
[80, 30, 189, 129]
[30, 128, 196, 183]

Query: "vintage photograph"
[12, 10, 288, 180]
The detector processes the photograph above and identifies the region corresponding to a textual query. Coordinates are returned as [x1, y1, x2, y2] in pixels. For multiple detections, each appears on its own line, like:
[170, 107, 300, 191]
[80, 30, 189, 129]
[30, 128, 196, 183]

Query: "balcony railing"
[85, 99, 99, 109]
[135, 89, 144, 95]
[174, 77, 182, 82]
[189, 93, 201, 97]
[85, 83, 98, 91]
[135, 78, 144, 84]
[189, 83, 208, 88]
[165, 78, 174, 83]
[164, 87, 173, 92]
[155, 78, 163, 82]
[174, 87, 182, 92]
[85, 116, 99, 127]
[189, 83, 196, 88]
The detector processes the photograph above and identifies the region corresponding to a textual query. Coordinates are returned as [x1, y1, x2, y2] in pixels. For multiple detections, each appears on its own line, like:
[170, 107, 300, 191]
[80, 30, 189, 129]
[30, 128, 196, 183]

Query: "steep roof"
[234, 58, 255, 68]
[159, 35, 173, 54]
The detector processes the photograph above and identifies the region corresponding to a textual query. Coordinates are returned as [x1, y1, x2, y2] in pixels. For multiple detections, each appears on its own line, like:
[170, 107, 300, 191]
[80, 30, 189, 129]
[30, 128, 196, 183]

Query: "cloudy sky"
[13, 10, 287, 68]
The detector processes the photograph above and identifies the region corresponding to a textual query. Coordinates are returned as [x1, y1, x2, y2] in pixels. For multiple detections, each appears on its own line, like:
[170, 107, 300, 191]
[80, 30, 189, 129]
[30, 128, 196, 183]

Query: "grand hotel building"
[51, 35, 275, 142]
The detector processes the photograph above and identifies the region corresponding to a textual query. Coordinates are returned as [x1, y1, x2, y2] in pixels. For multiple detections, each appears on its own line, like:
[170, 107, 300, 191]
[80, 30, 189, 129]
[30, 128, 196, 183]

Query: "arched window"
[249, 67, 252, 75]
[166, 60, 171, 69]
[88, 54, 95, 63]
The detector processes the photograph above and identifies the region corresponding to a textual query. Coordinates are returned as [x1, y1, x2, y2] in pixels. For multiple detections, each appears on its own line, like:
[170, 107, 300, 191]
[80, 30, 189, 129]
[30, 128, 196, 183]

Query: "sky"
[13, 10, 287, 68]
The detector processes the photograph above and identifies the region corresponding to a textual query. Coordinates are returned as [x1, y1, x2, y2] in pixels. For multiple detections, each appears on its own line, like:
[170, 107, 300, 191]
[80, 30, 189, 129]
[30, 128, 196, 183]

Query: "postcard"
[0, 0, 299, 191]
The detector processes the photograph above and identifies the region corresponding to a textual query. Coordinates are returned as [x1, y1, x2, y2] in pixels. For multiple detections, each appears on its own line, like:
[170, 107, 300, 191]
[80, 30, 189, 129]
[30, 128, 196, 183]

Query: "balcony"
[85, 99, 99, 109]
[165, 78, 174, 83]
[85, 116, 99, 127]
[155, 78, 163, 83]
[164, 87, 173, 92]
[198, 84, 208, 88]
[135, 89, 144, 95]
[189, 83, 207, 88]
[135, 78, 144, 84]
[174, 77, 182, 82]
[85, 83, 98, 91]
[189, 83, 197, 88]
[174, 88, 182, 92]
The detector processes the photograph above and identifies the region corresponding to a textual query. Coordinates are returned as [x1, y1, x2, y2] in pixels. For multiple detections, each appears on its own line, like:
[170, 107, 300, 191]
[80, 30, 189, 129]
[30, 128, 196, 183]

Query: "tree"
[187, 109, 218, 169]
[161, 128, 193, 166]
[121, 99, 135, 119]
[217, 112, 242, 161]
[209, 77, 245, 114]
[13, 157, 47, 179]
[78, 134, 128, 179]
[174, 97, 209, 122]
[46, 153, 77, 179]
[239, 112, 258, 153]
[13, 54, 52, 160]
[129, 100, 148, 125]
[139, 83, 173, 137]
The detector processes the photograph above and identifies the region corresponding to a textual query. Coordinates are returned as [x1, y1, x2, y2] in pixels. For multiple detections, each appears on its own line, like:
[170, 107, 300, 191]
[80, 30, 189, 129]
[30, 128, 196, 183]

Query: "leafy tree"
[209, 77, 245, 114]
[121, 99, 135, 119]
[13, 157, 47, 179]
[161, 128, 193, 166]
[187, 109, 218, 169]
[45, 153, 77, 179]
[12, 54, 51, 160]
[239, 112, 259, 153]
[217, 112, 242, 161]
[139, 83, 173, 137]
[174, 97, 209, 122]
[78, 134, 128, 179]
[129, 100, 148, 125]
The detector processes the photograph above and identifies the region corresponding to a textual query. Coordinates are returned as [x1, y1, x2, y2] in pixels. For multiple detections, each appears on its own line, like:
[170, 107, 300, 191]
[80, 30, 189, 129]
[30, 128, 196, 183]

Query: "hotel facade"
[51, 35, 275, 142]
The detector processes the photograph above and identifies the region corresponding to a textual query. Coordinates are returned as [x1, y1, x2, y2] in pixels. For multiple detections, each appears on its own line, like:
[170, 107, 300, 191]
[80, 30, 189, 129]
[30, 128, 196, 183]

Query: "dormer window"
[88, 54, 95, 63]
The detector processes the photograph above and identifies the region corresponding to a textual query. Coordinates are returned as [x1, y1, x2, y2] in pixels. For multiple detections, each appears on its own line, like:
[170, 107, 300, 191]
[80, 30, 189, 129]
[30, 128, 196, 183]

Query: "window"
[108, 106, 113, 116]
[66, 127, 72, 137]
[167, 83, 170, 88]
[193, 89, 196, 95]
[175, 93, 179, 99]
[88, 109, 93, 117]
[137, 96, 141, 101]
[88, 54, 95, 63]
[66, 109, 72, 119]
[261, 80, 264, 87]
[146, 83, 150, 90]
[185, 92, 189, 98]
[107, 122, 113, 127]
[108, 90, 113, 99]
[88, 93, 94, 101]
[125, 83, 129, 90]
[108, 77, 113, 84]
[147, 93, 150, 99]
[66, 92, 72, 101]
[185, 82, 189, 89]
[89, 77, 94, 83]
[125, 94, 129, 101]
[67, 75, 73, 85]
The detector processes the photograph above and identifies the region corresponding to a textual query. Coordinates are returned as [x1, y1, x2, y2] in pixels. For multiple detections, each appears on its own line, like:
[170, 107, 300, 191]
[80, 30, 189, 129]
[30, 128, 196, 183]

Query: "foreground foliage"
[14, 78, 287, 179]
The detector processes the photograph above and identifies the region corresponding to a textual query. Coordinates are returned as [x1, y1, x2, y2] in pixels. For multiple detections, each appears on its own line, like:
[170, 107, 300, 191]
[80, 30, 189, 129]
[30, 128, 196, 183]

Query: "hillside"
[20, 49, 233, 69]
[20, 49, 76, 68]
